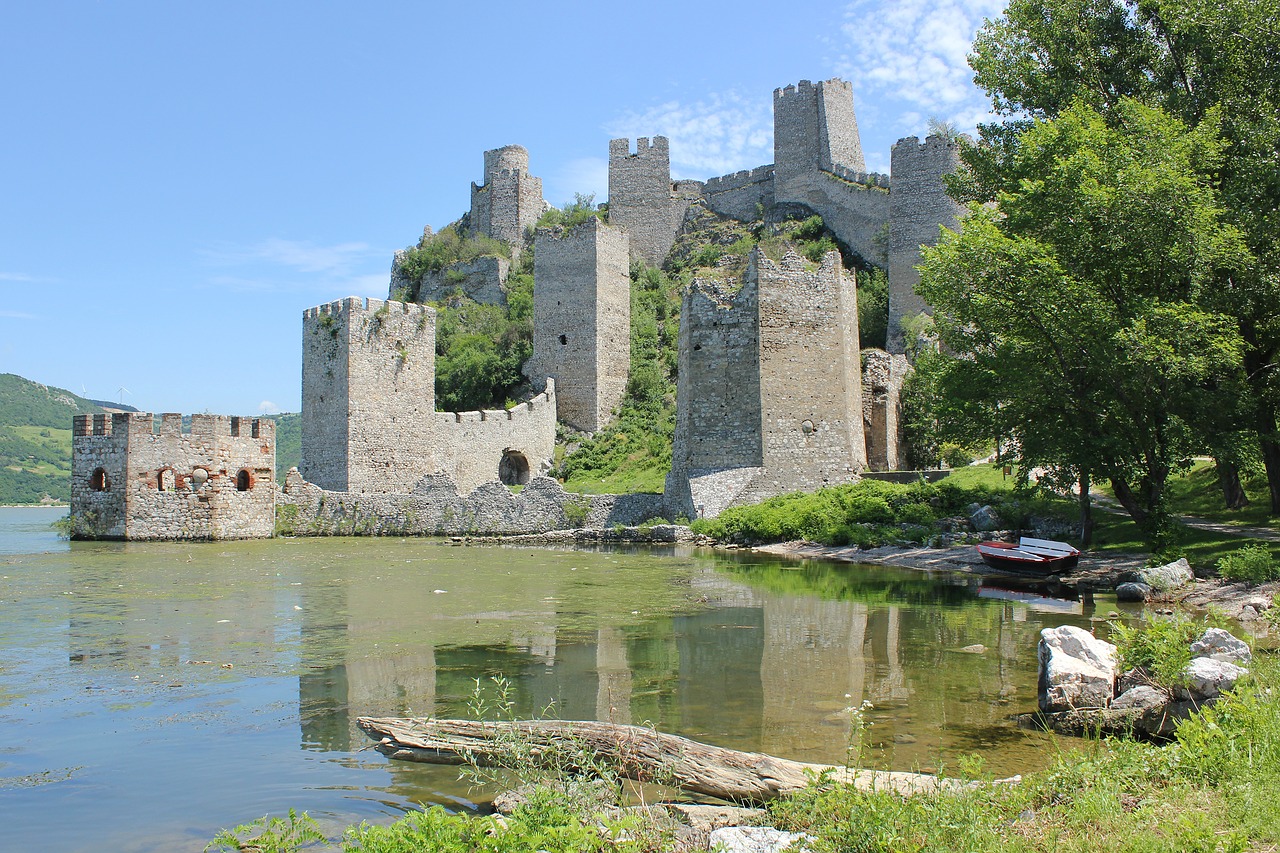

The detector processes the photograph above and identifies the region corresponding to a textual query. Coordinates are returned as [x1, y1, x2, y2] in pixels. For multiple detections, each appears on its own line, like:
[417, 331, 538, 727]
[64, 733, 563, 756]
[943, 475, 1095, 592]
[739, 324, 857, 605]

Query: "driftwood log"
[357, 717, 1013, 804]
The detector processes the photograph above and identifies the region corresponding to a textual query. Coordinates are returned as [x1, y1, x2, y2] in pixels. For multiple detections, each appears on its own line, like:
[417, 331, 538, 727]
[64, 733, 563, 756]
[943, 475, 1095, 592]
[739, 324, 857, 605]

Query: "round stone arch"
[498, 450, 531, 486]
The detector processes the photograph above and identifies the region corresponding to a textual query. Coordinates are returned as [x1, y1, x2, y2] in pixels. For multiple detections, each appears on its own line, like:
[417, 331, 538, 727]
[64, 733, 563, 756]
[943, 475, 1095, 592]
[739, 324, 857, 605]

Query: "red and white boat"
[975, 537, 1081, 575]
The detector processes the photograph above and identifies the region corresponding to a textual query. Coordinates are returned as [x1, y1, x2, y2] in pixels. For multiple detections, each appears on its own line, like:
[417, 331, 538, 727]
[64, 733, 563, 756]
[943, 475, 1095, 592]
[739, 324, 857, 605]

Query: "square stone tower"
[608, 137, 696, 266]
[301, 297, 437, 493]
[525, 217, 631, 433]
[773, 79, 866, 201]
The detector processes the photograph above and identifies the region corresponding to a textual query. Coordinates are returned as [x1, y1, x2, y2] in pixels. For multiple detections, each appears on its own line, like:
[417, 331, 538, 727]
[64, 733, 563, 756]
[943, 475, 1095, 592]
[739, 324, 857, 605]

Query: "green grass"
[1099, 459, 1276, 528]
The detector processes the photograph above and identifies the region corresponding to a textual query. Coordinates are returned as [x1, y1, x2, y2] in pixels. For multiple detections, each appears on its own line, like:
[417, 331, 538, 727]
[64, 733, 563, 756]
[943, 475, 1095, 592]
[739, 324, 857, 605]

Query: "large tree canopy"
[917, 99, 1248, 545]
[965, 0, 1280, 512]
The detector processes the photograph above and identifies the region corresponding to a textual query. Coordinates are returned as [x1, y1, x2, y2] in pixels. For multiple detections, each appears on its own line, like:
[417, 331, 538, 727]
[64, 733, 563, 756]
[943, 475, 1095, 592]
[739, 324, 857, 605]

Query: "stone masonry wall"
[281, 472, 665, 536]
[773, 79, 865, 202]
[742, 248, 865, 501]
[860, 348, 909, 471]
[470, 145, 544, 249]
[430, 380, 558, 493]
[406, 255, 510, 306]
[888, 135, 965, 352]
[702, 165, 776, 221]
[525, 218, 630, 432]
[301, 297, 437, 493]
[608, 137, 695, 266]
[71, 412, 275, 540]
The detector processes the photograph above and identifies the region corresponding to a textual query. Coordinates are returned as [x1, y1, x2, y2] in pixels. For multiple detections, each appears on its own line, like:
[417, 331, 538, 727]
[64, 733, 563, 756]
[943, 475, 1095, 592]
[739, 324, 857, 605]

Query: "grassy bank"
[211, 649, 1279, 852]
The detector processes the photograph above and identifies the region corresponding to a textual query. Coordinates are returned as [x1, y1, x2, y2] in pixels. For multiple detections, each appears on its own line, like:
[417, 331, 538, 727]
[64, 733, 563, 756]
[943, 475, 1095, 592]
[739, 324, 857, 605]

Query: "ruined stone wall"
[702, 166, 776, 221]
[301, 298, 437, 494]
[665, 275, 763, 519]
[773, 79, 866, 202]
[743, 249, 865, 500]
[781, 171, 890, 265]
[71, 412, 275, 540]
[525, 218, 630, 432]
[888, 135, 965, 352]
[281, 472, 666, 535]
[861, 348, 910, 471]
[410, 255, 510, 306]
[469, 145, 544, 248]
[430, 380, 558, 493]
[667, 249, 866, 518]
[607, 137, 695, 266]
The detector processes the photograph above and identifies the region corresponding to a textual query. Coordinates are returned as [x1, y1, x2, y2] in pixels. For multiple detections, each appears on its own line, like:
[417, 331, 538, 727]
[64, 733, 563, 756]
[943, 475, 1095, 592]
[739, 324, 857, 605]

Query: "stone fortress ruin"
[71, 77, 962, 539]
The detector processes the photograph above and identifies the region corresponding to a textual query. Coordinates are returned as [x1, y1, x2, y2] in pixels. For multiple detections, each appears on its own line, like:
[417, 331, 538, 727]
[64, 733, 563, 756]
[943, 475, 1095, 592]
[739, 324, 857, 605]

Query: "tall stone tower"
[773, 79, 866, 202]
[301, 297, 437, 493]
[608, 137, 695, 266]
[469, 145, 544, 248]
[887, 135, 965, 352]
[525, 217, 631, 433]
[667, 248, 865, 518]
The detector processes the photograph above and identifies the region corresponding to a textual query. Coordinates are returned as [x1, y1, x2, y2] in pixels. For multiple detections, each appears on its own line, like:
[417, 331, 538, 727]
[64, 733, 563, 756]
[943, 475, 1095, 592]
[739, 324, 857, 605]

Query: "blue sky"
[1, 0, 1003, 415]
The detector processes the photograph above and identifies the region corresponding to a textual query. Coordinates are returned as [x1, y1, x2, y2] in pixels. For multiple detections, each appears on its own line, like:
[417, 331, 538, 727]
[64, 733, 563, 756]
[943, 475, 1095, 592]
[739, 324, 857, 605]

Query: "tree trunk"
[1260, 431, 1280, 515]
[1214, 458, 1249, 510]
[356, 717, 1007, 804]
[1077, 472, 1094, 548]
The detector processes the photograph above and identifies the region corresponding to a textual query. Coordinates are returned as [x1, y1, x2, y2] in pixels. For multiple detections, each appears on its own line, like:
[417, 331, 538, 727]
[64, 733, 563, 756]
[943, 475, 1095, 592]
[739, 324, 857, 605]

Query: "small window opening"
[158, 468, 175, 492]
[90, 468, 110, 492]
[499, 451, 531, 486]
[558, 334, 568, 346]
[236, 469, 252, 491]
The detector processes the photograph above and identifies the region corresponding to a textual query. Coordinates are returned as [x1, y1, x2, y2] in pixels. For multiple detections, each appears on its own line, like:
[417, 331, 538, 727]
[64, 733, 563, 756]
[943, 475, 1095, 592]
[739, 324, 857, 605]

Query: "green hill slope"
[0, 374, 106, 504]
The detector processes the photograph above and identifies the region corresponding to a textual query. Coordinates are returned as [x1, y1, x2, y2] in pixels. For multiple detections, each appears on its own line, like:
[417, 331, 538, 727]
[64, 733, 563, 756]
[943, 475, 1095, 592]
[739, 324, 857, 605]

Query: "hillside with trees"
[0, 374, 107, 504]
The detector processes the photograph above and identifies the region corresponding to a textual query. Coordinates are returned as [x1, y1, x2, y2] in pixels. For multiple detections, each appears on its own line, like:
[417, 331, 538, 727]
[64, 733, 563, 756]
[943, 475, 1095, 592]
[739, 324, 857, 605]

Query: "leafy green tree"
[967, 0, 1280, 513]
[917, 99, 1248, 547]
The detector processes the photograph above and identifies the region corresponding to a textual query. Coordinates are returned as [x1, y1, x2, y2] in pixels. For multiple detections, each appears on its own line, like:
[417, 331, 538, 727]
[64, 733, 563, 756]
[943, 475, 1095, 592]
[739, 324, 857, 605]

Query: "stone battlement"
[302, 296, 434, 322]
[703, 165, 776, 193]
[827, 164, 890, 189]
[609, 136, 669, 159]
[439, 379, 556, 424]
[73, 412, 274, 441]
[890, 134, 963, 164]
[774, 77, 853, 101]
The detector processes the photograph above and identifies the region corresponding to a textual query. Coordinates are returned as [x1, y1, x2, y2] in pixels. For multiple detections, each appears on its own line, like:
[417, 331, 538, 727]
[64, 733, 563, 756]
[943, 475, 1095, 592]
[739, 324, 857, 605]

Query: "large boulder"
[1115, 582, 1153, 602]
[1174, 657, 1248, 701]
[1111, 685, 1168, 711]
[1190, 628, 1252, 665]
[1038, 626, 1118, 712]
[970, 505, 1002, 532]
[708, 827, 811, 853]
[1138, 557, 1195, 592]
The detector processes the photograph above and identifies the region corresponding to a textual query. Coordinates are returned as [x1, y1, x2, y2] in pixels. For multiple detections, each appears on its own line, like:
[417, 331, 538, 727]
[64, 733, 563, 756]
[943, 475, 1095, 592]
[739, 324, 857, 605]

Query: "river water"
[0, 507, 1108, 852]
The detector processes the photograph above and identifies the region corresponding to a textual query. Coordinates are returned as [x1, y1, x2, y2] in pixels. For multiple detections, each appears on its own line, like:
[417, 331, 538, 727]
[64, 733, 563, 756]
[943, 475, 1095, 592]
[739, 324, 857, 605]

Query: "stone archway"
[498, 450, 531, 486]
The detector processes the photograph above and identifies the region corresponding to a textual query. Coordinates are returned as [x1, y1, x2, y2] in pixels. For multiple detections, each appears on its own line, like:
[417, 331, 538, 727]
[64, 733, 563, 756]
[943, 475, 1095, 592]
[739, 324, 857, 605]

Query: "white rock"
[707, 826, 811, 853]
[1138, 558, 1194, 592]
[1174, 657, 1248, 701]
[1189, 628, 1252, 665]
[1038, 626, 1118, 712]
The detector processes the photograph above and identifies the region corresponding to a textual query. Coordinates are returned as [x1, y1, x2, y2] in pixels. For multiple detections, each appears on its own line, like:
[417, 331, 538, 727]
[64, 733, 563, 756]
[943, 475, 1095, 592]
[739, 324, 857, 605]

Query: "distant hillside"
[0, 373, 106, 504]
[271, 412, 300, 483]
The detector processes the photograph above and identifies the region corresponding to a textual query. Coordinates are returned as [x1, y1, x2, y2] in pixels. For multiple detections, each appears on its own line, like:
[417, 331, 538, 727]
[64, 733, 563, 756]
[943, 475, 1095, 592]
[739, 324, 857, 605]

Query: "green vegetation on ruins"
[394, 223, 511, 298]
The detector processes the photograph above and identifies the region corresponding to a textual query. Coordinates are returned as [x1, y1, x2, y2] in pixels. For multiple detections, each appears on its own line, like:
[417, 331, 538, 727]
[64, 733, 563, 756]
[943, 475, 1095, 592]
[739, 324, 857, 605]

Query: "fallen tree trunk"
[357, 717, 1013, 804]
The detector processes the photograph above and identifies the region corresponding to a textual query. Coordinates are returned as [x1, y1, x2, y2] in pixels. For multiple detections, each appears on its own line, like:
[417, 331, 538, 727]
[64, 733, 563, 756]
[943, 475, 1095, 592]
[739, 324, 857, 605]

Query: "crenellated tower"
[773, 79, 866, 200]
[301, 297, 437, 493]
[607, 137, 698, 266]
[887, 134, 966, 352]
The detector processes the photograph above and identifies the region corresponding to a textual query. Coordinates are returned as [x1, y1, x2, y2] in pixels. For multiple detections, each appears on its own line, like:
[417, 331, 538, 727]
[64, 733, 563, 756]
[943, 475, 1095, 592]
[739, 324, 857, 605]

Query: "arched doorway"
[498, 451, 531, 486]
[236, 469, 253, 491]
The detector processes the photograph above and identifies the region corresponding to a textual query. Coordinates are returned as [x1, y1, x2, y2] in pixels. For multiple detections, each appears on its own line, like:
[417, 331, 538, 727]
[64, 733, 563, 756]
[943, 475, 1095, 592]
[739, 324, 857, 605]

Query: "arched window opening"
[158, 468, 175, 492]
[90, 468, 110, 492]
[236, 469, 252, 491]
[498, 451, 531, 486]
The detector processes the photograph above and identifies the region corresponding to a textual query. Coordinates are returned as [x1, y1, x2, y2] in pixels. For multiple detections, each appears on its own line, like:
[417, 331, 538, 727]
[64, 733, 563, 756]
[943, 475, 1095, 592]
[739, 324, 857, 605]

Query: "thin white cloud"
[606, 91, 773, 180]
[257, 400, 280, 414]
[833, 0, 1002, 137]
[201, 238, 382, 276]
[0, 310, 38, 319]
[0, 272, 37, 282]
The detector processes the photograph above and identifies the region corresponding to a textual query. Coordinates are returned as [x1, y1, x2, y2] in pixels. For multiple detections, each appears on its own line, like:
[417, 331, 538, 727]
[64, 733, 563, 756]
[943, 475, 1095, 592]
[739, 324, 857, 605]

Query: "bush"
[1217, 542, 1280, 584]
[1110, 614, 1198, 687]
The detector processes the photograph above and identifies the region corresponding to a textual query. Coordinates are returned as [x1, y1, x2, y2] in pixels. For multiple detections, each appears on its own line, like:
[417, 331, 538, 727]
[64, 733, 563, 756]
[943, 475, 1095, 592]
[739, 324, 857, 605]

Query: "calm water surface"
[0, 507, 1112, 852]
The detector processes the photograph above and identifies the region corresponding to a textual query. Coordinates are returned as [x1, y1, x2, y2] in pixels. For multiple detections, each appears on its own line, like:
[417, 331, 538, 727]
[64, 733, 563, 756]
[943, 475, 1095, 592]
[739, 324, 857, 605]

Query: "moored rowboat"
[975, 536, 1080, 575]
